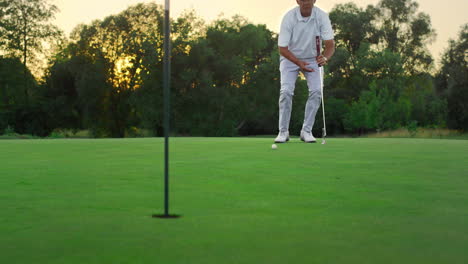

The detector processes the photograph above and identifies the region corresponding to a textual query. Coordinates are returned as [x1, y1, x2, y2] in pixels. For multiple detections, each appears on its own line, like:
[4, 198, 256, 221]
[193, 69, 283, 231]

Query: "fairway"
[1, 137, 468, 263]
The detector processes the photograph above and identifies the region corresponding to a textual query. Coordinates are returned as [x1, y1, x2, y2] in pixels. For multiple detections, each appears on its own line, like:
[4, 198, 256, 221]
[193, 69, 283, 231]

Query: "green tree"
[0, 57, 51, 135]
[237, 51, 279, 135]
[329, 3, 378, 56]
[437, 24, 468, 130]
[344, 82, 411, 134]
[373, 0, 435, 74]
[0, 0, 61, 69]
[404, 74, 447, 128]
[328, 1, 440, 134]
[46, 3, 165, 137]
[172, 16, 277, 136]
[0, 57, 33, 131]
[341, 45, 411, 133]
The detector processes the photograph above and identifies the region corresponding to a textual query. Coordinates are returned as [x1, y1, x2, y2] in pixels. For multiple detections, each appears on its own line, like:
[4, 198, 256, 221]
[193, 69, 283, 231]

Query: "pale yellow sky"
[54, 0, 467, 63]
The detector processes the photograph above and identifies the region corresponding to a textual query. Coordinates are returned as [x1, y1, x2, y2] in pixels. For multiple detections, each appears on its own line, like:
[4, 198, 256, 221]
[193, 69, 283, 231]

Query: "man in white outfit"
[275, 0, 335, 143]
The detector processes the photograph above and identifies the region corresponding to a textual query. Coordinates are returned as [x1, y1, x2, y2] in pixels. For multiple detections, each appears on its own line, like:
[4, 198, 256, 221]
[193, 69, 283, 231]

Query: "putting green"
[1, 138, 467, 263]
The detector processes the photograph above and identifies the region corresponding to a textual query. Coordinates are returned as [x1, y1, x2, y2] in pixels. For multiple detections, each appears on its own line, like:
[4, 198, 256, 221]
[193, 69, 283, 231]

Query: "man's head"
[296, 0, 316, 14]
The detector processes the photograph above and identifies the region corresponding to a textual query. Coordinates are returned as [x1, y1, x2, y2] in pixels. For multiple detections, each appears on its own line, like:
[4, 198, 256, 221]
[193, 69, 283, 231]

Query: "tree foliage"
[1, 1, 462, 137]
[0, 0, 61, 68]
[0, 56, 48, 135]
[374, 0, 435, 74]
[437, 24, 468, 130]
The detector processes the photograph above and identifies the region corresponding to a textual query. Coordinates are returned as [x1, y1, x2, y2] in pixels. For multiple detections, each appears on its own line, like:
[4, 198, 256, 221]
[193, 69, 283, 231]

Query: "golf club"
[316, 36, 327, 144]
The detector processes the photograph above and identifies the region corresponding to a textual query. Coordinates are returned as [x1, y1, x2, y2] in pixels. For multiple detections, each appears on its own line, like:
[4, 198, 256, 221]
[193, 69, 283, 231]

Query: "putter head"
[322, 139, 326, 144]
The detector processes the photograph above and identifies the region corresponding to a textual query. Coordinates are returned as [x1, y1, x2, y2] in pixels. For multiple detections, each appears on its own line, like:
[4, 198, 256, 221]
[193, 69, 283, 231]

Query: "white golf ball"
[271, 144, 278, 150]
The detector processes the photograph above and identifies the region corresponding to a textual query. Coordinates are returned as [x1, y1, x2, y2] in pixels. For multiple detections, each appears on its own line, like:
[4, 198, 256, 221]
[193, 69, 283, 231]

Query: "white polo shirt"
[278, 6, 334, 61]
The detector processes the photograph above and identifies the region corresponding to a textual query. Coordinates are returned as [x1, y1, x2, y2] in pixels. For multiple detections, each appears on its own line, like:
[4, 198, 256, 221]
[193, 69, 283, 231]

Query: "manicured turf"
[1, 137, 467, 263]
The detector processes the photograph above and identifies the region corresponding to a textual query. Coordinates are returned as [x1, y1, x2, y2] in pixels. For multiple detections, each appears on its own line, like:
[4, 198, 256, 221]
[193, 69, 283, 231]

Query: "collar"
[295, 6, 316, 22]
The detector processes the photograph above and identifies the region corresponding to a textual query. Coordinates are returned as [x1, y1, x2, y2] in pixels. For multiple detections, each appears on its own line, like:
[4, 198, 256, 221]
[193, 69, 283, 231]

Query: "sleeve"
[278, 14, 292, 47]
[320, 12, 334, 41]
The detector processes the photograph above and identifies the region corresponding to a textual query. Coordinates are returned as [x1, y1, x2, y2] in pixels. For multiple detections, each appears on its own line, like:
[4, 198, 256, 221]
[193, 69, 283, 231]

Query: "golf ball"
[272, 144, 277, 150]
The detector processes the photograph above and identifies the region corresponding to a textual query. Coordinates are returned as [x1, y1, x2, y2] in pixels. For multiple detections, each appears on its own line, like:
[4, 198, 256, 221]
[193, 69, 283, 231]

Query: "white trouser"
[278, 58, 322, 133]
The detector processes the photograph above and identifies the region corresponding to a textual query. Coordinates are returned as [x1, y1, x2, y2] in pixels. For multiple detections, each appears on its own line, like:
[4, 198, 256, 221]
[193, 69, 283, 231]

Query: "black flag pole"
[153, 0, 180, 219]
[163, 0, 170, 217]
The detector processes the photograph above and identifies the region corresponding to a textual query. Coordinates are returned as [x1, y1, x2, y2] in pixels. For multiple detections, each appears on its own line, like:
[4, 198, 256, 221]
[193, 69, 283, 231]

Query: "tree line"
[0, 0, 467, 137]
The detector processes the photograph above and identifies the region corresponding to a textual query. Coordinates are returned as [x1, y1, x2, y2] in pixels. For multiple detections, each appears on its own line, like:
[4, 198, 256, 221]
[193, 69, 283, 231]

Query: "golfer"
[275, 0, 335, 143]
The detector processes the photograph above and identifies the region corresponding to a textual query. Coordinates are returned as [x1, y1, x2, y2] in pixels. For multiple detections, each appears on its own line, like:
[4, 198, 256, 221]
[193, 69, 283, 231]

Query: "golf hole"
[152, 214, 182, 219]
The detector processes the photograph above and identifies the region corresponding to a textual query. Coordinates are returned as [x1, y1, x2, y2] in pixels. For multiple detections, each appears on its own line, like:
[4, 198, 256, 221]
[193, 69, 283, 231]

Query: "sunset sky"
[53, 0, 467, 64]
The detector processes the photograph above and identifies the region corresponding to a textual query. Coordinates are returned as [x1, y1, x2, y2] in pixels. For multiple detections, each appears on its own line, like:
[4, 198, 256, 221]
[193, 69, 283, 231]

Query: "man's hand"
[317, 39, 335, 66]
[316, 55, 328, 66]
[279, 46, 315, 72]
[298, 60, 314, 72]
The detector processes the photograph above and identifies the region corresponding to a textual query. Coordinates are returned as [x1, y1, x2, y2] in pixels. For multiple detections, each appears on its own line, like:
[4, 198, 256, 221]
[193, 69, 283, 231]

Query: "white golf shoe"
[300, 130, 316, 143]
[274, 131, 290, 143]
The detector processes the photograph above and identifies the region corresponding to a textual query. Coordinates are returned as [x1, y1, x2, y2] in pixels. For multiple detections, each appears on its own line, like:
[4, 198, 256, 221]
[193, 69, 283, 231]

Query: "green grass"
[366, 128, 468, 139]
[1, 137, 468, 264]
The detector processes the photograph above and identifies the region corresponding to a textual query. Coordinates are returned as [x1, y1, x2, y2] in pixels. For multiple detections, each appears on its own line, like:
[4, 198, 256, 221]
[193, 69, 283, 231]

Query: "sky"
[53, 0, 467, 64]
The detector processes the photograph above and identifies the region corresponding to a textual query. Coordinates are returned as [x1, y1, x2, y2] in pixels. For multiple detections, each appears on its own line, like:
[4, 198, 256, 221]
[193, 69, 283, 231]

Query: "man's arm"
[279, 46, 314, 72]
[317, 39, 335, 66]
